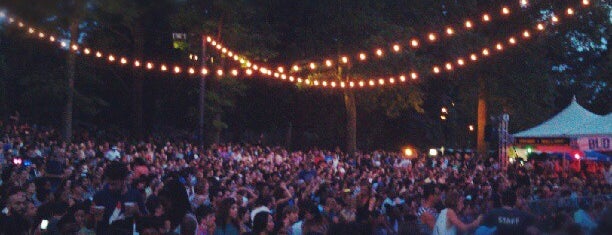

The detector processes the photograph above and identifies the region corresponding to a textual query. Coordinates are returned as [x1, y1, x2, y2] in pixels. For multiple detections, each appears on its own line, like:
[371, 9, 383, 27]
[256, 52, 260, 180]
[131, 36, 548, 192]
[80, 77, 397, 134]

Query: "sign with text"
[578, 136, 611, 151]
[515, 137, 570, 146]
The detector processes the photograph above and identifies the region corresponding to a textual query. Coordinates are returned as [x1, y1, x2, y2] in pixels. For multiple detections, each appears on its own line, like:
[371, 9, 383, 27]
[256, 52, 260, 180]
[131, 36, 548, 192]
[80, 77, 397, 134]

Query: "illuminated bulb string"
[206, 2, 534, 73]
[0, 2, 588, 89]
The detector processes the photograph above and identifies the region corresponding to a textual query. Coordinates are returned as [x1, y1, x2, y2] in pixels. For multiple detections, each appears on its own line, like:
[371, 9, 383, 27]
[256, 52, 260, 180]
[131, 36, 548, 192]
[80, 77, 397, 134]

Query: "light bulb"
[174, 66, 181, 73]
[502, 7, 510, 15]
[428, 33, 436, 41]
[246, 69, 253, 75]
[389, 78, 395, 84]
[496, 43, 503, 50]
[359, 53, 367, 61]
[147, 63, 154, 70]
[457, 59, 465, 65]
[470, 54, 478, 61]
[433, 66, 440, 74]
[508, 37, 517, 44]
[582, 0, 589, 6]
[188, 68, 195, 74]
[376, 49, 383, 56]
[325, 60, 333, 67]
[292, 65, 299, 71]
[83, 48, 90, 55]
[108, 55, 115, 62]
[278, 67, 284, 73]
[411, 39, 419, 47]
[523, 30, 530, 38]
[445, 63, 453, 70]
[393, 44, 401, 52]
[482, 48, 490, 56]
[341, 56, 348, 64]
[446, 27, 454, 35]
[201, 68, 208, 75]
[411, 72, 418, 79]
[399, 75, 406, 82]
[566, 8, 574, 15]
[216, 69, 223, 76]
[120, 58, 127, 64]
[309, 63, 316, 70]
[161, 65, 167, 71]
[465, 20, 473, 28]
[483, 14, 490, 22]
[134, 60, 140, 67]
[537, 23, 545, 31]
[231, 70, 238, 76]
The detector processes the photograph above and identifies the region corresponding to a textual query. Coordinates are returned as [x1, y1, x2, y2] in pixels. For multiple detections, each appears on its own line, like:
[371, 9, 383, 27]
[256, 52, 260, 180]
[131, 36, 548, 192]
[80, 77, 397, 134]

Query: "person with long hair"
[214, 198, 240, 235]
[433, 191, 482, 235]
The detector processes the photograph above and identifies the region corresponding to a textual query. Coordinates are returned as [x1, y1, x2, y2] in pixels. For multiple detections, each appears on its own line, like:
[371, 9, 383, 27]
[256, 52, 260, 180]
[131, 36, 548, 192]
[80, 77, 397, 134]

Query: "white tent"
[513, 97, 612, 138]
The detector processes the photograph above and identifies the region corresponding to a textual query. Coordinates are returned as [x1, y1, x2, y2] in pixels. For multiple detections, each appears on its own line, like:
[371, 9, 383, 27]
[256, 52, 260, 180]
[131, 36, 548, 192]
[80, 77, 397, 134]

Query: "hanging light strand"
[0, 3, 586, 89]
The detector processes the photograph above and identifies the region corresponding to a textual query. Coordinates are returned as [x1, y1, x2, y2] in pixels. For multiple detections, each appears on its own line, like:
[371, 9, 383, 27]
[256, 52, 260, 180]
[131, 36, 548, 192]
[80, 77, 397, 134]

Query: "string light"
[392, 44, 401, 52]
[433, 66, 440, 74]
[508, 37, 517, 44]
[341, 56, 348, 64]
[523, 30, 531, 38]
[428, 33, 437, 42]
[376, 49, 383, 56]
[551, 15, 559, 23]
[457, 58, 465, 66]
[482, 14, 491, 22]
[1, 5, 581, 89]
[502, 7, 510, 15]
[496, 43, 503, 51]
[410, 39, 419, 47]
[446, 27, 454, 35]
[465, 20, 473, 29]
[411, 72, 418, 80]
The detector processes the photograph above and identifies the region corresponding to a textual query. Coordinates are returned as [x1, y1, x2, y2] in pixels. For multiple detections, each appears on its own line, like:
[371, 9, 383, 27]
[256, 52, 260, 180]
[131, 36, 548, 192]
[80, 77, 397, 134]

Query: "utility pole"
[199, 35, 208, 150]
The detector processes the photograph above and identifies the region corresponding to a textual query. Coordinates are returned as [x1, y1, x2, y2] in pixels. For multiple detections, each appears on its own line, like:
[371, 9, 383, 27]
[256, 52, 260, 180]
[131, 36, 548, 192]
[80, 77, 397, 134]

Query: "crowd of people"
[0, 121, 611, 235]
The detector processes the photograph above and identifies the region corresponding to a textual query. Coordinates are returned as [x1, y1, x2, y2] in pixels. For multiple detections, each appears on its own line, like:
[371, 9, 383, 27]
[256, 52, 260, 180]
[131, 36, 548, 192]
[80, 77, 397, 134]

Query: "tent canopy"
[513, 97, 612, 138]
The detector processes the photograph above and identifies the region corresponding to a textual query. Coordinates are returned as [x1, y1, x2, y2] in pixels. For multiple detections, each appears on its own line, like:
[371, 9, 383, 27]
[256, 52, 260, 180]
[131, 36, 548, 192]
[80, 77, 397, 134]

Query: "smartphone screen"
[40, 219, 49, 230]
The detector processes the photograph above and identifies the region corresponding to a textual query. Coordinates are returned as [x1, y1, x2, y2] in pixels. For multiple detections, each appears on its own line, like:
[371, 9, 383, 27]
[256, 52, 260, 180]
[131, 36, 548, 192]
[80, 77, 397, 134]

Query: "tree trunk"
[199, 36, 207, 149]
[213, 112, 222, 144]
[63, 19, 79, 143]
[477, 76, 487, 156]
[344, 89, 357, 155]
[132, 24, 145, 139]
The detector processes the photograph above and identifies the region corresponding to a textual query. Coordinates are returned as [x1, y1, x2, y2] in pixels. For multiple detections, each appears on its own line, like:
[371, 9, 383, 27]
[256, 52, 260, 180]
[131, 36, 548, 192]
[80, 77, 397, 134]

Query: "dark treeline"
[0, 0, 609, 151]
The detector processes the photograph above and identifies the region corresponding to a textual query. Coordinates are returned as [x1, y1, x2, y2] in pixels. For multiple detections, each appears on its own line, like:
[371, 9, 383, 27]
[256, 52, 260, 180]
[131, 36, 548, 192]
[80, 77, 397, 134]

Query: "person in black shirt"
[0, 189, 30, 235]
[482, 190, 538, 235]
[93, 161, 146, 234]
